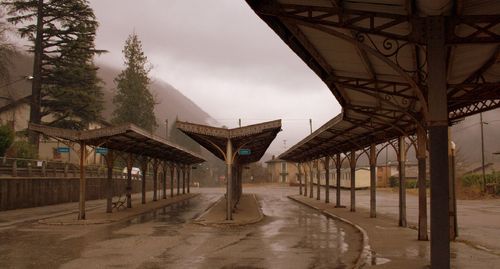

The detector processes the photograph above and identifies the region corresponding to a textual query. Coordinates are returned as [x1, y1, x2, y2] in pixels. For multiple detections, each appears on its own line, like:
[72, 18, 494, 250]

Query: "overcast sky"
[88, 0, 342, 157]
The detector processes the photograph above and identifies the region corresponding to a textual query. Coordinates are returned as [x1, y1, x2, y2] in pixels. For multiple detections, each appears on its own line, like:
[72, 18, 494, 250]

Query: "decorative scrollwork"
[354, 32, 428, 85]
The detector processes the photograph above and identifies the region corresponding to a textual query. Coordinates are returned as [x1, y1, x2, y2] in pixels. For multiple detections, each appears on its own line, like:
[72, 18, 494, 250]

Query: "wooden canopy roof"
[176, 120, 282, 165]
[30, 123, 205, 164]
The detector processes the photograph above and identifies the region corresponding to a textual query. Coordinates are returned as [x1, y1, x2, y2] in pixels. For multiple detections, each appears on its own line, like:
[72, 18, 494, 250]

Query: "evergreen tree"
[3, 0, 104, 133]
[0, 12, 14, 82]
[112, 33, 157, 131]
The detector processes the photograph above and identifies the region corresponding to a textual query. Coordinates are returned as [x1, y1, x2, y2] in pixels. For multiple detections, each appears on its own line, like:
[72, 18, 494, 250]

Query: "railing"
[0, 157, 138, 179]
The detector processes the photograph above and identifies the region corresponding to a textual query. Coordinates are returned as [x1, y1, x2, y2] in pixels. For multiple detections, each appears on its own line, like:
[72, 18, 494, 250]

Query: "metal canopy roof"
[29, 123, 205, 164]
[279, 111, 406, 162]
[176, 120, 282, 165]
[246, 0, 500, 161]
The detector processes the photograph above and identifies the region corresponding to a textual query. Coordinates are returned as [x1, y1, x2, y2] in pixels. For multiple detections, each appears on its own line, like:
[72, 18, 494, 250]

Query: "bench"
[112, 195, 127, 211]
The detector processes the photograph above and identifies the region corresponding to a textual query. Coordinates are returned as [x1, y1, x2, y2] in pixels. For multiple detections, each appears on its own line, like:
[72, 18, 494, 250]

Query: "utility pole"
[480, 112, 487, 193]
[239, 119, 241, 128]
[309, 118, 313, 134]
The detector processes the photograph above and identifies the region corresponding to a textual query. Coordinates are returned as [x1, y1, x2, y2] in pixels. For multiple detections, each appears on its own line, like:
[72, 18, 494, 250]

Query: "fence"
[0, 157, 169, 211]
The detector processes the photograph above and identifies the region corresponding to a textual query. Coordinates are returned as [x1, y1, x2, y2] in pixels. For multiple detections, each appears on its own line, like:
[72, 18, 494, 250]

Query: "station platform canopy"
[29, 123, 205, 164]
[279, 111, 403, 162]
[246, 0, 500, 133]
[246, 1, 500, 267]
[176, 120, 282, 164]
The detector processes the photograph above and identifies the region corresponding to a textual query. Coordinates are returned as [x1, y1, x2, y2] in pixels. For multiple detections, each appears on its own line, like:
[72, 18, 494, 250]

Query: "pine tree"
[112, 33, 157, 131]
[0, 12, 14, 82]
[3, 0, 104, 133]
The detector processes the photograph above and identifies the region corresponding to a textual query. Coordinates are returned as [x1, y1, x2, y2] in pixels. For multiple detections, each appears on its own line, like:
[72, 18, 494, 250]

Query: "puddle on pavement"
[0, 190, 364, 269]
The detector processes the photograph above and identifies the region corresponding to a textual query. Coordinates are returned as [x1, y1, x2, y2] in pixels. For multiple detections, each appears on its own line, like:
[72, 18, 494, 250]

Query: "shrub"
[0, 124, 15, 156]
[6, 140, 37, 160]
[406, 180, 417, 189]
[389, 176, 398, 187]
[461, 172, 500, 188]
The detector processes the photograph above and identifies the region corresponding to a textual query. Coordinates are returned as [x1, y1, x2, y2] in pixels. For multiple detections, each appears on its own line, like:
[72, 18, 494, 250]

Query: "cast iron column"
[176, 163, 181, 196]
[187, 166, 191, 194]
[170, 164, 174, 198]
[226, 139, 233, 220]
[298, 163, 303, 195]
[126, 154, 133, 208]
[153, 159, 159, 201]
[417, 125, 428, 240]
[316, 160, 320, 200]
[106, 150, 114, 213]
[350, 150, 356, 212]
[78, 142, 87, 220]
[325, 156, 330, 203]
[162, 162, 167, 199]
[335, 154, 342, 207]
[304, 164, 308, 197]
[369, 144, 377, 218]
[309, 161, 314, 198]
[398, 136, 407, 227]
[182, 165, 186, 194]
[427, 16, 450, 269]
[141, 157, 148, 204]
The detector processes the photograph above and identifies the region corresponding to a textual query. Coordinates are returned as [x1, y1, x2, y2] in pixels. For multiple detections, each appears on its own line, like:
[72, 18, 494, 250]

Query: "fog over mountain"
[4, 52, 217, 131]
[4, 52, 500, 165]
[97, 63, 218, 135]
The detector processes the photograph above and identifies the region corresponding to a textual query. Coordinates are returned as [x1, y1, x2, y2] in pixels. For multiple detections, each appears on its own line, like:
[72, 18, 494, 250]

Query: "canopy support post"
[78, 141, 86, 220]
[153, 159, 159, 201]
[105, 150, 114, 213]
[398, 136, 407, 227]
[141, 157, 148, 204]
[316, 160, 320, 200]
[226, 138, 233, 220]
[298, 163, 303, 196]
[126, 154, 133, 208]
[350, 150, 356, 212]
[417, 125, 429, 241]
[370, 144, 377, 218]
[325, 156, 330, 203]
[335, 154, 342, 208]
[427, 16, 450, 269]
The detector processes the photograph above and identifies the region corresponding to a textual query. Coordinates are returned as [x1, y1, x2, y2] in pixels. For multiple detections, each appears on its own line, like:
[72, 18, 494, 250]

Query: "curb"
[194, 194, 264, 227]
[288, 195, 370, 269]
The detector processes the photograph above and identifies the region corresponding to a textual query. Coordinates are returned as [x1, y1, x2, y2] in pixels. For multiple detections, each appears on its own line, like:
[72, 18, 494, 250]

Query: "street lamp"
[0, 75, 34, 101]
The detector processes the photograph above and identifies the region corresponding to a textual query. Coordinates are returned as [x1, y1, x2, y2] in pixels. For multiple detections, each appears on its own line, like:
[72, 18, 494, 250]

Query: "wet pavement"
[0, 186, 362, 269]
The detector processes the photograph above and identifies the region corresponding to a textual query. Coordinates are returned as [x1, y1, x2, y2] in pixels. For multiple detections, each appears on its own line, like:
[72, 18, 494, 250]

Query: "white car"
[122, 167, 142, 180]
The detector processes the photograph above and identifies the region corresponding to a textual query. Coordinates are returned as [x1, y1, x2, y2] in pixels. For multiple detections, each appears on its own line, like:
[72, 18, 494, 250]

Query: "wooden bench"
[112, 195, 127, 211]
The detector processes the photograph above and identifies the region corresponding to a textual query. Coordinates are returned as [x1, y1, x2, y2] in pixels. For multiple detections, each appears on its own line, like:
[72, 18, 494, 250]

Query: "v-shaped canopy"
[176, 120, 282, 165]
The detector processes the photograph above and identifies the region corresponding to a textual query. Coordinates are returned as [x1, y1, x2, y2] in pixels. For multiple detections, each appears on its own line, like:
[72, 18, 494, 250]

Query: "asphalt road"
[0, 187, 362, 269]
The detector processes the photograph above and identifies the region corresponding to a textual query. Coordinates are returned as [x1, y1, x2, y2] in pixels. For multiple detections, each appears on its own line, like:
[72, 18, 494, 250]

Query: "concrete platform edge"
[288, 195, 370, 269]
[39, 193, 200, 226]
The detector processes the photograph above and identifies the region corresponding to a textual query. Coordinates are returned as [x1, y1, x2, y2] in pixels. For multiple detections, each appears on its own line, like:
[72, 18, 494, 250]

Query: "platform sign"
[96, 147, 108, 155]
[57, 147, 70, 153]
[238, 149, 251, 156]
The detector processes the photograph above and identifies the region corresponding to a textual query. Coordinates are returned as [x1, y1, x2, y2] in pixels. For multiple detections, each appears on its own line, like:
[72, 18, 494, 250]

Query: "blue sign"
[57, 147, 70, 153]
[239, 149, 251, 156]
[96, 147, 108, 155]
